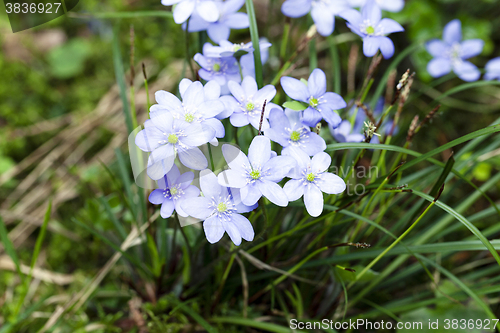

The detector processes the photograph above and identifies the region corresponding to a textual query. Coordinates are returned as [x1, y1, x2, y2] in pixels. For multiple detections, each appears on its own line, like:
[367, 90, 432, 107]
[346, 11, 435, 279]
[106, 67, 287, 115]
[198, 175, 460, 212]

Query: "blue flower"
[280, 68, 346, 127]
[330, 120, 365, 143]
[182, 0, 249, 43]
[264, 108, 326, 156]
[347, 0, 404, 12]
[217, 136, 296, 207]
[284, 148, 346, 217]
[205, 39, 272, 58]
[148, 164, 200, 218]
[425, 20, 483, 82]
[194, 43, 241, 88]
[182, 169, 257, 245]
[281, 0, 350, 36]
[221, 76, 278, 130]
[135, 113, 209, 180]
[150, 79, 227, 145]
[161, 0, 219, 24]
[485, 57, 500, 81]
[340, 0, 404, 58]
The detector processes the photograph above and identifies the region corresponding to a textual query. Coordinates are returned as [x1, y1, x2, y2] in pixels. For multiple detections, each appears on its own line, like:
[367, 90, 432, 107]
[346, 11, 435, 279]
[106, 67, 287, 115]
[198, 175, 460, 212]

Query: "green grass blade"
[112, 24, 134, 134]
[245, 0, 263, 88]
[29, 201, 51, 278]
[98, 196, 128, 240]
[412, 189, 500, 266]
[0, 216, 22, 278]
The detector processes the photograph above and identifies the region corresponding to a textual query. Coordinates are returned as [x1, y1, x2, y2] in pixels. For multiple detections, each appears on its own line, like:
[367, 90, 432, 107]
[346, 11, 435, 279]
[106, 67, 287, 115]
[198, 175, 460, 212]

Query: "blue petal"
[182, 197, 213, 219]
[459, 39, 484, 60]
[263, 156, 296, 182]
[318, 172, 346, 194]
[361, 0, 381, 25]
[203, 215, 225, 244]
[281, 0, 311, 17]
[443, 19, 461, 45]
[160, 199, 175, 218]
[257, 180, 289, 207]
[222, 218, 242, 245]
[376, 18, 404, 35]
[378, 36, 395, 59]
[280, 77, 309, 103]
[427, 58, 452, 78]
[221, 143, 251, 172]
[284, 179, 305, 201]
[196, 0, 219, 22]
[302, 107, 323, 127]
[173, 0, 195, 24]
[311, 3, 334, 37]
[453, 61, 480, 82]
[199, 169, 221, 198]
[304, 184, 323, 217]
[363, 36, 380, 57]
[178, 147, 208, 170]
[248, 136, 272, 169]
[231, 213, 255, 241]
[311, 152, 331, 173]
[425, 39, 447, 58]
[149, 189, 166, 205]
[308, 68, 327, 97]
[207, 23, 231, 43]
[218, 169, 247, 188]
[241, 183, 262, 206]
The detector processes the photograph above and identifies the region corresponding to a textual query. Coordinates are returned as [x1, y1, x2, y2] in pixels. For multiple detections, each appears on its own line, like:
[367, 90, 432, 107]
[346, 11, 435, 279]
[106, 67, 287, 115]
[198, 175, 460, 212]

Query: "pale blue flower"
[221, 76, 278, 130]
[347, 0, 404, 12]
[205, 39, 272, 58]
[280, 68, 346, 127]
[150, 79, 226, 145]
[148, 164, 200, 218]
[161, 0, 219, 24]
[330, 120, 365, 143]
[281, 0, 350, 36]
[217, 136, 296, 207]
[182, 0, 249, 42]
[485, 57, 500, 81]
[284, 148, 346, 217]
[426, 19, 483, 82]
[340, 0, 404, 58]
[135, 113, 209, 180]
[182, 169, 257, 245]
[264, 108, 326, 156]
[194, 43, 241, 87]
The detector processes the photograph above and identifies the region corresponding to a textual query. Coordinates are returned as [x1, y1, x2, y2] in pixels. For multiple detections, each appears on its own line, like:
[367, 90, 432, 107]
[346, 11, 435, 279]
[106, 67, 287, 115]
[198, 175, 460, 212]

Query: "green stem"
[245, 0, 263, 88]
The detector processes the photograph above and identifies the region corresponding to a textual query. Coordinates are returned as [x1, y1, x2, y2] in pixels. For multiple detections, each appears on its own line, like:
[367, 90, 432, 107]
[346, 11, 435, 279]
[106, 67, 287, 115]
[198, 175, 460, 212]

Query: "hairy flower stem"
[245, 0, 263, 88]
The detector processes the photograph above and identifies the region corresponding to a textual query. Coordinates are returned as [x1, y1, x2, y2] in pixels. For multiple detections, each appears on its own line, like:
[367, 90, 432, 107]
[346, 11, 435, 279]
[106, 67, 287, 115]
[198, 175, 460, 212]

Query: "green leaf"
[283, 101, 308, 111]
[47, 39, 91, 79]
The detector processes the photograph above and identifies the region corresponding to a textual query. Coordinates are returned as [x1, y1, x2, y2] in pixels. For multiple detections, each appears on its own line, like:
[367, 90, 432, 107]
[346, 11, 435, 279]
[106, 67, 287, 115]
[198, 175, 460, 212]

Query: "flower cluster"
[135, 63, 351, 245]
